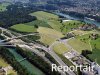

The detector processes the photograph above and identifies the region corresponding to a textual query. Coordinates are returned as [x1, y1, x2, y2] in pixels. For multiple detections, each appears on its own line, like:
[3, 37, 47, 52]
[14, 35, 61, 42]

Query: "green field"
[61, 20, 84, 33]
[68, 38, 91, 53]
[68, 34, 92, 53]
[53, 42, 69, 54]
[10, 24, 37, 33]
[25, 20, 51, 28]
[0, 3, 10, 12]
[47, 20, 62, 31]
[30, 11, 62, 31]
[37, 27, 64, 45]
[88, 36, 100, 65]
[0, 57, 17, 75]
[30, 11, 59, 20]
[71, 30, 95, 36]
[30, 11, 84, 33]
[90, 37, 100, 49]
[88, 49, 100, 65]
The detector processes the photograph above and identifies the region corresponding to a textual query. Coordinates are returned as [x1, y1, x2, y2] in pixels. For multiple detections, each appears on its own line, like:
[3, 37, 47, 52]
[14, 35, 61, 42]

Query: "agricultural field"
[88, 49, 100, 65]
[0, 3, 10, 12]
[61, 20, 84, 33]
[63, 20, 84, 26]
[30, 11, 84, 34]
[0, 57, 17, 75]
[70, 30, 95, 36]
[30, 11, 63, 31]
[68, 38, 91, 53]
[90, 36, 100, 49]
[68, 34, 92, 53]
[53, 42, 69, 54]
[37, 27, 64, 45]
[88, 35, 100, 65]
[30, 11, 59, 20]
[47, 20, 62, 31]
[10, 24, 37, 33]
[25, 20, 51, 28]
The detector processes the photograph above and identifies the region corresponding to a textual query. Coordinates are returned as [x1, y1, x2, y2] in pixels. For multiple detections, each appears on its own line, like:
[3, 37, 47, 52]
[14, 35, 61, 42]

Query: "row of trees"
[0, 47, 35, 75]
[16, 46, 60, 75]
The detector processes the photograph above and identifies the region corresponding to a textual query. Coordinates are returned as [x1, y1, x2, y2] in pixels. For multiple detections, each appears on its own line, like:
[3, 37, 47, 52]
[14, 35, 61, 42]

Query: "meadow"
[53, 42, 69, 54]
[10, 24, 37, 33]
[88, 36, 100, 65]
[25, 20, 51, 28]
[88, 49, 100, 65]
[61, 20, 84, 33]
[68, 37, 91, 53]
[29, 11, 85, 37]
[47, 20, 62, 31]
[37, 27, 64, 45]
[30, 11, 59, 20]
[30, 11, 62, 31]
[90, 36, 100, 49]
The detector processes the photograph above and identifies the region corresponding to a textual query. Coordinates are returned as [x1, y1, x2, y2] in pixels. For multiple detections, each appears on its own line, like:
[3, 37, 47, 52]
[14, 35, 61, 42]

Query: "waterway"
[8, 48, 45, 75]
[56, 12, 100, 27]
[0, 36, 45, 75]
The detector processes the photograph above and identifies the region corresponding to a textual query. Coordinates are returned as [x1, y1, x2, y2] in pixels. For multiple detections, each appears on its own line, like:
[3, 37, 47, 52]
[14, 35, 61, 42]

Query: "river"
[8, 48, 45, 75]
[0, 35, 45, 75]
[56, 12, 100, 27]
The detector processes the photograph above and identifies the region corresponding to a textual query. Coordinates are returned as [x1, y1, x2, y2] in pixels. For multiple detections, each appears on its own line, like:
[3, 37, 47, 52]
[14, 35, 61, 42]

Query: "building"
[0, 67, 6, 75]
[79, 24, 97, 31]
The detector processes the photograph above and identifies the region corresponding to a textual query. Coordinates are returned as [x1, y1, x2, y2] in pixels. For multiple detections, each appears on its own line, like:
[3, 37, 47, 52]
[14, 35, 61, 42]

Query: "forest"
[0, 3, 37, 28]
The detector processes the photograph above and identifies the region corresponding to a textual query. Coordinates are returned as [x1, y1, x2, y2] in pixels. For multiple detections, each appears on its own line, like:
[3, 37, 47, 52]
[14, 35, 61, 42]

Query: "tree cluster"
[16, 46, 60, 75]
[0, 3, 37, 28]
[0, 47, 34, 75]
